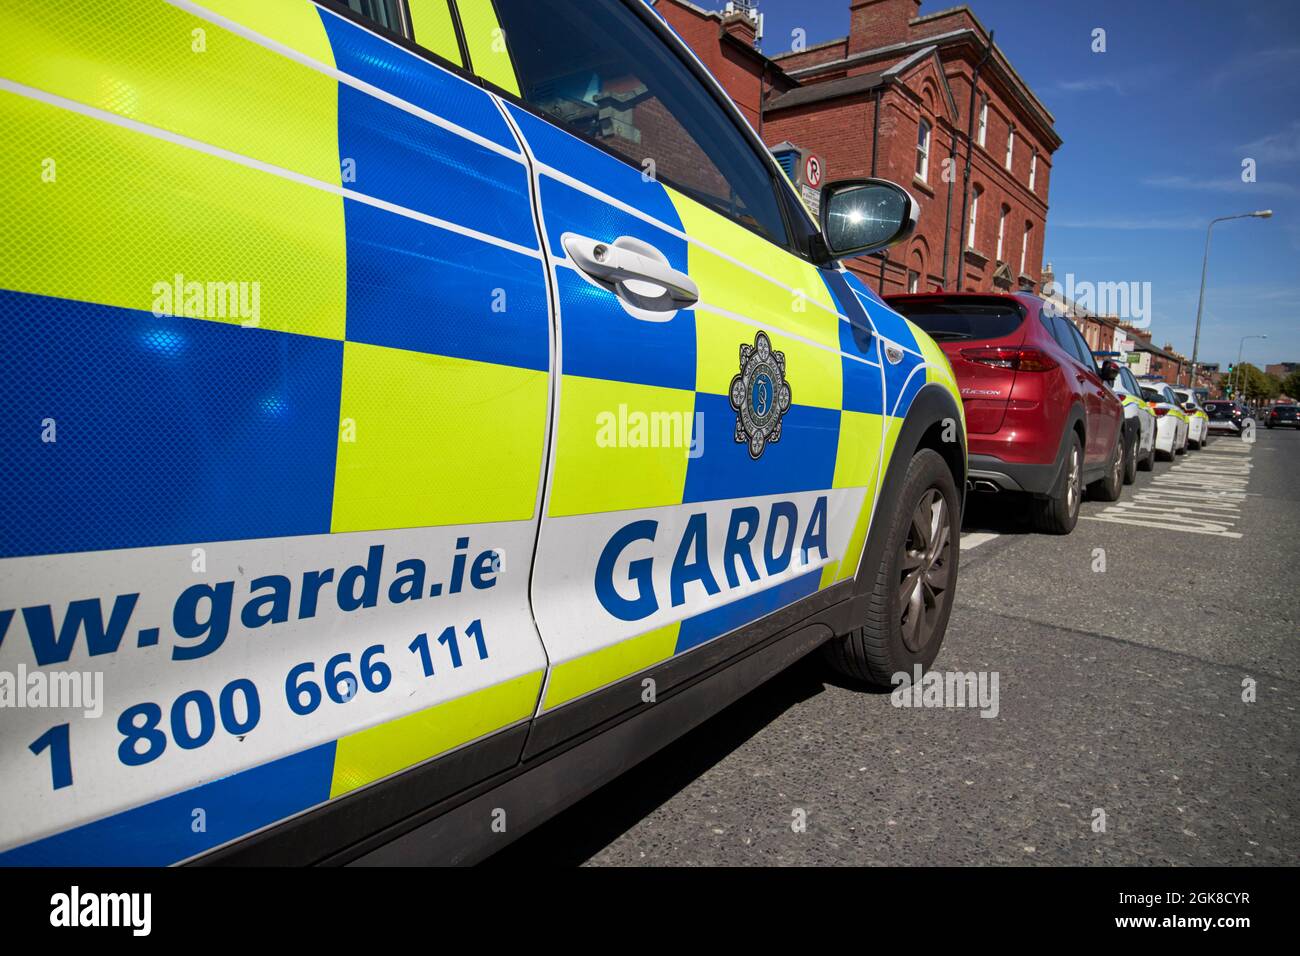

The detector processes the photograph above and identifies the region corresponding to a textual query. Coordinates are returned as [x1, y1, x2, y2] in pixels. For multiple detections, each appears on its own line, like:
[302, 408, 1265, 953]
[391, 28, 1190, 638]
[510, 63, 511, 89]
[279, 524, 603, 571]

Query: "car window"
[1140, 387, 1163, 403]
[886, 298, 1024, 342]
[493, 0, 789, 246]
[337, 0, 408, 35]
[1063, 321, 1098, 371]
[1120, 368, 1140, 394]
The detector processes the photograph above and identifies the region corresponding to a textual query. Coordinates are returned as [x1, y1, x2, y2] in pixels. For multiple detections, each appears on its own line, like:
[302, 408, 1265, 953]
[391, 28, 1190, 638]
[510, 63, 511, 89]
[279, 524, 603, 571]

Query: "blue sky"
[687, 0, 1299, 369]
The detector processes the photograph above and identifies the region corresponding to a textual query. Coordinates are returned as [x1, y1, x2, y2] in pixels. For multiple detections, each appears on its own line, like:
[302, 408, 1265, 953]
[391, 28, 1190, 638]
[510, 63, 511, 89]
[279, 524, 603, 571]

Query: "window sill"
[911, 176, 935, 197]
[963, 247, 989, 267]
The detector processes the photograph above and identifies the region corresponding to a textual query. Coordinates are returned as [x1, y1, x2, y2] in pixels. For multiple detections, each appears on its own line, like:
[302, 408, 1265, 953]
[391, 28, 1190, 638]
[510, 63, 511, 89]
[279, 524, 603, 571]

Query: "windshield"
[886, 298, 1025, 342]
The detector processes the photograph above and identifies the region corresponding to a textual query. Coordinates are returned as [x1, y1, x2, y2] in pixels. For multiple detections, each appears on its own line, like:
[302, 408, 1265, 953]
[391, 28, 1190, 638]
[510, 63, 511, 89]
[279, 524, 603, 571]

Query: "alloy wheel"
[1066, 445, 1082, 515]
[898, 488, 952, 654]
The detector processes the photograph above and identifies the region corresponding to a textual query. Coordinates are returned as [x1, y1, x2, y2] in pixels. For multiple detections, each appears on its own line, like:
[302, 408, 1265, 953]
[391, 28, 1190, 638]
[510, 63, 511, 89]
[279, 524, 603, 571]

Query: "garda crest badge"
[729, 331, 792, 460]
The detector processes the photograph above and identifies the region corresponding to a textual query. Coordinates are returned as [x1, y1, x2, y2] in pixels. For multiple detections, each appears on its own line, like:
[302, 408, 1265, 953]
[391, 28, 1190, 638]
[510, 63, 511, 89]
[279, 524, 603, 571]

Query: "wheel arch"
[848, 383, 965, 601]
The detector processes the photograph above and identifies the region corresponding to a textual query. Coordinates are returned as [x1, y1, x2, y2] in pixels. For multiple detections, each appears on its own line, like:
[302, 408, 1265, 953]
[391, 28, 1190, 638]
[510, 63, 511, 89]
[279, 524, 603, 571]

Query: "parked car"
[0, 0, 970, 865]
[1204, 400, 1249, 434]
[884, 293, 1125, 534]
[1171, 387, 1211, 449]
[1111, 364, 1158, 479]
[1141, 383, 1190, 459]
[1267, 405, 1300, 429]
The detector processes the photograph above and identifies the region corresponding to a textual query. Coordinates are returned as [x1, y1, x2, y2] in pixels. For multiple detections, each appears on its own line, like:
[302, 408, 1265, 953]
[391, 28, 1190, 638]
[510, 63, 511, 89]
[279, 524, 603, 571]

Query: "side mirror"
[818, 179, 918, 262]
[1099, 360, 1121, 383]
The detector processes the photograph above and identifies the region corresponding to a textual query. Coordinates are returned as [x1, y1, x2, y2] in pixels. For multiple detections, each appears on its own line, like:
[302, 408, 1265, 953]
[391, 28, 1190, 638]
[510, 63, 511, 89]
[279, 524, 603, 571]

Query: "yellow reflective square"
[548, 375, 694, 516]
[332, 342, 548, 531]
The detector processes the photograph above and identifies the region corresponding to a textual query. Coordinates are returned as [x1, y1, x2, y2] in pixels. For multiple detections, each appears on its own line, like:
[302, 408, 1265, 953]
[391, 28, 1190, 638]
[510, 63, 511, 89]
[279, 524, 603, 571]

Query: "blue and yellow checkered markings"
[841, 270, 919, 357]
[882, 346, 926, 419]
[0, 0, 342, 188]
[555, 269, 697, 391]
[821, 269, 886, 417]
[0, 665, 544, 865]
[317, 4, 517, 153]
[682, 397, 840, 504]
[342, 199, 549, 372]
[542, 175, 695, 391]
[675, 567, 822, 654]
[538, 175, 688, 280]
[505, 103, 684, 229]
[335, 85, 536, 248]
[0, 742, 336, 866]
[0, 290, 341, 560]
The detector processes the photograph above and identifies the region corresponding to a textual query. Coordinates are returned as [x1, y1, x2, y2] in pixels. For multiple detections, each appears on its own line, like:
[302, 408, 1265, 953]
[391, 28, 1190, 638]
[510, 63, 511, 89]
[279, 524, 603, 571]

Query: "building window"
[967, 186, 982, 249]
[996, 204, 1009, 261]
[1005, 127, 1015, 170]
[1020, 221, 1032, 276]
[916, 119, 931, 181]
[1029, 149, 1038, 191]
[907, 269, 920, 293]
[977, 98, 988, 147]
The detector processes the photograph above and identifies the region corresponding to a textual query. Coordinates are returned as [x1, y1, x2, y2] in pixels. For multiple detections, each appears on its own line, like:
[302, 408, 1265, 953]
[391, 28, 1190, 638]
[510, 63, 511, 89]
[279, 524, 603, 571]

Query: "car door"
[480, 0, 885, 746]
[0, 0, 552, 864]
[1118, 367, 1153, 451]
[1057, 319, 1116, 464]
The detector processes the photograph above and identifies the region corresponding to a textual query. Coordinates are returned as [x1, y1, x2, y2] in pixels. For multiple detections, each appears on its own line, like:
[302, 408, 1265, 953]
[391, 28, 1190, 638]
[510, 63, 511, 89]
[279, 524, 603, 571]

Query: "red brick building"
[658, 0, 1061, 296]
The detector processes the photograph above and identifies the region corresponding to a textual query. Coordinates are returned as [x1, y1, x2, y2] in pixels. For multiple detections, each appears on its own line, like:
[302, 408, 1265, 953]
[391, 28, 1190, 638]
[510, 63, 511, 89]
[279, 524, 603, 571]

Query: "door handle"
[562, 233, 700, 313]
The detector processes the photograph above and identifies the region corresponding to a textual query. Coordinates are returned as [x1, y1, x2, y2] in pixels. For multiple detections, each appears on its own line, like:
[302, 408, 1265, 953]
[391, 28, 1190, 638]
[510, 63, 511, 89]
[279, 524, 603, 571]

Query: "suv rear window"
[885, 298, 1024, 342]
[1140, 387, 1164, 403]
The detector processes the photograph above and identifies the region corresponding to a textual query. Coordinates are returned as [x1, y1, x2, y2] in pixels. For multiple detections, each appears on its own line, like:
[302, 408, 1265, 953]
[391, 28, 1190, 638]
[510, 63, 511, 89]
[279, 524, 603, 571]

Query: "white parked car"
[1112, 365, 1157, 480]
[1171, 387, 1211, 449]
[1140, 383, 1189, 460]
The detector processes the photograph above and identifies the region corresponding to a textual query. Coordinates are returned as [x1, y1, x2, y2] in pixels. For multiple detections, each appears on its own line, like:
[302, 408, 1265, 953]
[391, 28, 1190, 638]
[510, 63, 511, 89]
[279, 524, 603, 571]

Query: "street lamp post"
[1188, 210, 1273, 388]
[1233, 334, 1267, 405]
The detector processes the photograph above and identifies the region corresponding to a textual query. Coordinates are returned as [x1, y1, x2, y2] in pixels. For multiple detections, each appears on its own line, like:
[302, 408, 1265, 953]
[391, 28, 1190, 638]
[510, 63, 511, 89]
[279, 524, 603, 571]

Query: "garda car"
[0, 0, 966, 866]
[1171, 387, 1210, 449]
[1141, 383, 1190, 459]
[1111, 364, 1158, 480]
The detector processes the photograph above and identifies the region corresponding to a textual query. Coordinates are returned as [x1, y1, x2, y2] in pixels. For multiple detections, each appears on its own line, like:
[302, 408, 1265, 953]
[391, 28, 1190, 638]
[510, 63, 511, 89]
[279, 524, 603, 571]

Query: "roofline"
[778, 25, 1059, 145]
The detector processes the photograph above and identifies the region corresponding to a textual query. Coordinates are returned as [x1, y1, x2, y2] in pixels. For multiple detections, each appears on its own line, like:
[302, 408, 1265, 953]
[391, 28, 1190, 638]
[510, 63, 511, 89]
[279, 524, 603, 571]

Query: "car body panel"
[883, 292, 1123, 495]
[0, 0, 964, 865]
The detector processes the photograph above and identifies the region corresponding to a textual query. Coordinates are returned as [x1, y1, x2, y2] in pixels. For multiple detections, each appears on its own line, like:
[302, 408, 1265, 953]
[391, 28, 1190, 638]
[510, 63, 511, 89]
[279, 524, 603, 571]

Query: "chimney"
[721, 10, 757, 47]
[849, 0, 922, 54]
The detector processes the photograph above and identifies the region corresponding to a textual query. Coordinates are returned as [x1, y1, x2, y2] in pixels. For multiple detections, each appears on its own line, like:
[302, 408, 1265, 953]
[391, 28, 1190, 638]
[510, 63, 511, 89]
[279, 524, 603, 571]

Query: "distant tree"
[1282, 369, 1300, 401]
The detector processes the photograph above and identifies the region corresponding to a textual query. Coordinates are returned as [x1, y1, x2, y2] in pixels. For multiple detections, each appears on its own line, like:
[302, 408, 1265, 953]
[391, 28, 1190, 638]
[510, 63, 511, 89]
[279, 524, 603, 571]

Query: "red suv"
[885, 293, 1125, 533]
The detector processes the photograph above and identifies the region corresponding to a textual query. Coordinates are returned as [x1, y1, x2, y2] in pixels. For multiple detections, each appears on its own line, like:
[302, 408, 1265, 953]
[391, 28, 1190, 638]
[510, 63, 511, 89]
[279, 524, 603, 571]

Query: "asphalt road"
[496, 426, 1300, 866]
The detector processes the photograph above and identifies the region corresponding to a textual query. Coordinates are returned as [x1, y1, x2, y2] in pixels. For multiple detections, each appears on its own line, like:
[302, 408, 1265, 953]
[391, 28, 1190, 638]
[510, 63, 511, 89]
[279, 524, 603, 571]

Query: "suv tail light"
[1152, 406, 1170, 417]
[959, 347, 1058, 372]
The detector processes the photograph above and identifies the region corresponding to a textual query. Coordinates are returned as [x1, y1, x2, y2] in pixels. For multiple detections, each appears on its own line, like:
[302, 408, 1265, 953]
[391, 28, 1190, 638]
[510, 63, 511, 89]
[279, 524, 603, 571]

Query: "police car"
[1140, 383, 1190, 460]
[1111, 364, 1157, 480]
[0, 0, 965, 865]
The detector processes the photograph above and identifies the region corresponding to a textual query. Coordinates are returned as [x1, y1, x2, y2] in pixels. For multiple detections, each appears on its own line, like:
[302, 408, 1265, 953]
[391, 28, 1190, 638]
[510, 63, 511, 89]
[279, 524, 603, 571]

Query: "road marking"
[961, 532, 999, 551]
[1081, 446, 1252, 538]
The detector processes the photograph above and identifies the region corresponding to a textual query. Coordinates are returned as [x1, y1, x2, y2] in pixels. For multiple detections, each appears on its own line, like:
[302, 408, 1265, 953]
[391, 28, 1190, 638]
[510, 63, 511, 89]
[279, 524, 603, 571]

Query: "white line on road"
[961, 531, 1000, 551]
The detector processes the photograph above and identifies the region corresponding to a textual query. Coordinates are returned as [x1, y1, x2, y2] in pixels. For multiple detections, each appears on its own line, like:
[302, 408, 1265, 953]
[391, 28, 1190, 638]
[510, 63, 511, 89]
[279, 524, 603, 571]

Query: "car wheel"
[823, 449, 958, 688]
[1031, 432, 1083, 534]
[1088, 432, 1124, 502]
[1138, 435, 1155, 472]
[1121, 428, 1139, 484]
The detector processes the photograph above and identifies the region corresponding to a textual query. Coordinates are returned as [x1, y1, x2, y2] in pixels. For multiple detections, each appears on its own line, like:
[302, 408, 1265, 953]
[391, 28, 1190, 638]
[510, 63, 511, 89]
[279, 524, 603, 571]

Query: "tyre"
[1031, 431, 1083, 534]
[823, 448, 959, 688]
[1088, 431, 1124, 502]
[1137, 433, 1155, 472]
[1121, 427, 1139, 484]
